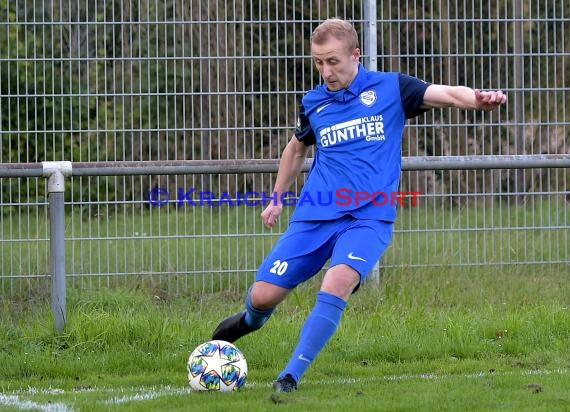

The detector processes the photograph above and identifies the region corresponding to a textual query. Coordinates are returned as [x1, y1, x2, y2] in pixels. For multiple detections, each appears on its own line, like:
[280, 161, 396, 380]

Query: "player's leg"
[211, 281, 289, 343]
[273, 263, 357, 392]
[212, 221, 336, 343]
[274, 219, 394, 391]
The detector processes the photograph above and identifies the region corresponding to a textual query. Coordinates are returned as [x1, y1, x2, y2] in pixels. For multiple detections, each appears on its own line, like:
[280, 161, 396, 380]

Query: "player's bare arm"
[261, 136, 311, 228]
[421, 84, 507, 111]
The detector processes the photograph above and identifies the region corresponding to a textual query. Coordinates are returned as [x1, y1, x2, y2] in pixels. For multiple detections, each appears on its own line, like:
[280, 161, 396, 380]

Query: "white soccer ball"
[187, 340, 248, 392]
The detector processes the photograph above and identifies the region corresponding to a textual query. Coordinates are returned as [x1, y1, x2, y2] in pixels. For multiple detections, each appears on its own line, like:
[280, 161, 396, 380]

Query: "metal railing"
[2, 154, 569, 332]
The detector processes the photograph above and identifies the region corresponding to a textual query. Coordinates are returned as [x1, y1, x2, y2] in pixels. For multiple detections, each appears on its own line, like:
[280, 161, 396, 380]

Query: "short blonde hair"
[311, 18, 360, 52]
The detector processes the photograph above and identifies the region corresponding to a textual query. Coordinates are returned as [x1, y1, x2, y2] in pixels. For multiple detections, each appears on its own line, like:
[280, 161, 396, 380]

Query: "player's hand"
[261, 203, 283, 229]
[475, 89, 507, 111]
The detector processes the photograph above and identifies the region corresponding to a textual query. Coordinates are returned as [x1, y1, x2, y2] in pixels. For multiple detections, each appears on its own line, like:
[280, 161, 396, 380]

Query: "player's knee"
[248, 294, 274, 311]
[249, 282, 289, 309]
[321, 265, 360, 300]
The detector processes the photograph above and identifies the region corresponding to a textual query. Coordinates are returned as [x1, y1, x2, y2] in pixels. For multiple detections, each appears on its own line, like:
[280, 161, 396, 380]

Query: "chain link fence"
[1, 0, 568, 300]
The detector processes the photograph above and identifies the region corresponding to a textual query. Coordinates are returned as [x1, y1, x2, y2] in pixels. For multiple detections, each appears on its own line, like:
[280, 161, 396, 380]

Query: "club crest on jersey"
[360, 90, 377, 107]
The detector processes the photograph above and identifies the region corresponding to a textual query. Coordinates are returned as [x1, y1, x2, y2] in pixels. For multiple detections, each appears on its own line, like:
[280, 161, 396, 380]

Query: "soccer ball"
[187, 340, 248, 392]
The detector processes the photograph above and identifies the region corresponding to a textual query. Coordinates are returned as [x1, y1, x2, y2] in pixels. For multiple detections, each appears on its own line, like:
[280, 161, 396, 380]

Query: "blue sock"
[278, 291, 347, 383]
[244, 287, 275, 329]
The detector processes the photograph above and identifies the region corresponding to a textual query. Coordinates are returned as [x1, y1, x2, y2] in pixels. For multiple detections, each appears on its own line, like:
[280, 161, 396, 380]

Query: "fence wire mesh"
[0, 1, 568, 297]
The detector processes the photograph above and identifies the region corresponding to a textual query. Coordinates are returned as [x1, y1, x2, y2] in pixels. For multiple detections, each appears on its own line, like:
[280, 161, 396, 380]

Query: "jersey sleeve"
[399, 73, 431, 119]
[294, 104, 316, 146]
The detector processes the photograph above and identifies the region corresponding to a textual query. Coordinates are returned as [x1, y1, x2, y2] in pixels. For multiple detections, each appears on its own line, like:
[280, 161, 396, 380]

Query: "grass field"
[0, 200, 569, 411]
[1, 267, 570, 411]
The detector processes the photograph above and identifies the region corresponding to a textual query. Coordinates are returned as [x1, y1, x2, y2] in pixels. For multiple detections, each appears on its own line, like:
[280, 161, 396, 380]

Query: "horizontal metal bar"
[0, 163, 44, 178]
[404, 154, 570, 170]
[70, 159, 294, 175]
[0, 155, 569, 178]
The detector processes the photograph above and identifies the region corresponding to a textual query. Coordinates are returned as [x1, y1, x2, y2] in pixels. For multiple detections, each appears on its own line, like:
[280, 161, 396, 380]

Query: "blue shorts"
[256, 215, 394, 289]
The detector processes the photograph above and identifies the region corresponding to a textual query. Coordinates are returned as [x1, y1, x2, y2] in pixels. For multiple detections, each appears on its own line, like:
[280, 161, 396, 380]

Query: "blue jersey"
[291, 64, 430, 222]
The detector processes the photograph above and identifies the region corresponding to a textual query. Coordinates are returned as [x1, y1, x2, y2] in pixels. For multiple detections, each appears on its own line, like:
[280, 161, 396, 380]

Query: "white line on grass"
[21, 387, 66, 395]
[5, 368, 567, 409]
[0, 394, 74, 412]
[384, 367, 569, 382]
[100, 367, 570, 402]
[310, 367, 569, 385]
[102, 386, 193, 405]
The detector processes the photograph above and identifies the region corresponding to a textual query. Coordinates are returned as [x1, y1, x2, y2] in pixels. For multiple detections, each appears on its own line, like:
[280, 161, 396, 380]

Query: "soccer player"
[212, 18, 507, 392]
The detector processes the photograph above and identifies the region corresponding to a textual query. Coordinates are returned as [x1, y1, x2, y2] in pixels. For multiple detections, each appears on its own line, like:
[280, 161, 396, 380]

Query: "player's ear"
[352, 48, 361, 62]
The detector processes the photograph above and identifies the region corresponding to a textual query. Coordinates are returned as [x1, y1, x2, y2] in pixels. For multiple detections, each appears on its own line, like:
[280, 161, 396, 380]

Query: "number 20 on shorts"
[270, 260, 288, 276]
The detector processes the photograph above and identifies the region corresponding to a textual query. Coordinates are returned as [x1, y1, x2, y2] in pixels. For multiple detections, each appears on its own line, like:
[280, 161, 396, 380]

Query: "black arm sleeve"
[294, 104, 316, 146]
[399, 73, 431, 119]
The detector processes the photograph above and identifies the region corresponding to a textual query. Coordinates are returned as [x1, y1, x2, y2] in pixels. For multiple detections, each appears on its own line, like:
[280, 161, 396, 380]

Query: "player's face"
[312, 36, 360, 91]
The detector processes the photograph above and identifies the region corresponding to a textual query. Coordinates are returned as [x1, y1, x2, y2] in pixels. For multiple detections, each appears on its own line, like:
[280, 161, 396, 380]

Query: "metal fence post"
[363, 0, 381, 285]
[43, 162, 72, 333]
[363, 0, 378, 72]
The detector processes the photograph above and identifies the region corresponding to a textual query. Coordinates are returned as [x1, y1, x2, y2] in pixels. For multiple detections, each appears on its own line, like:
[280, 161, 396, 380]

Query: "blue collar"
[322, 64, 367, 102]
